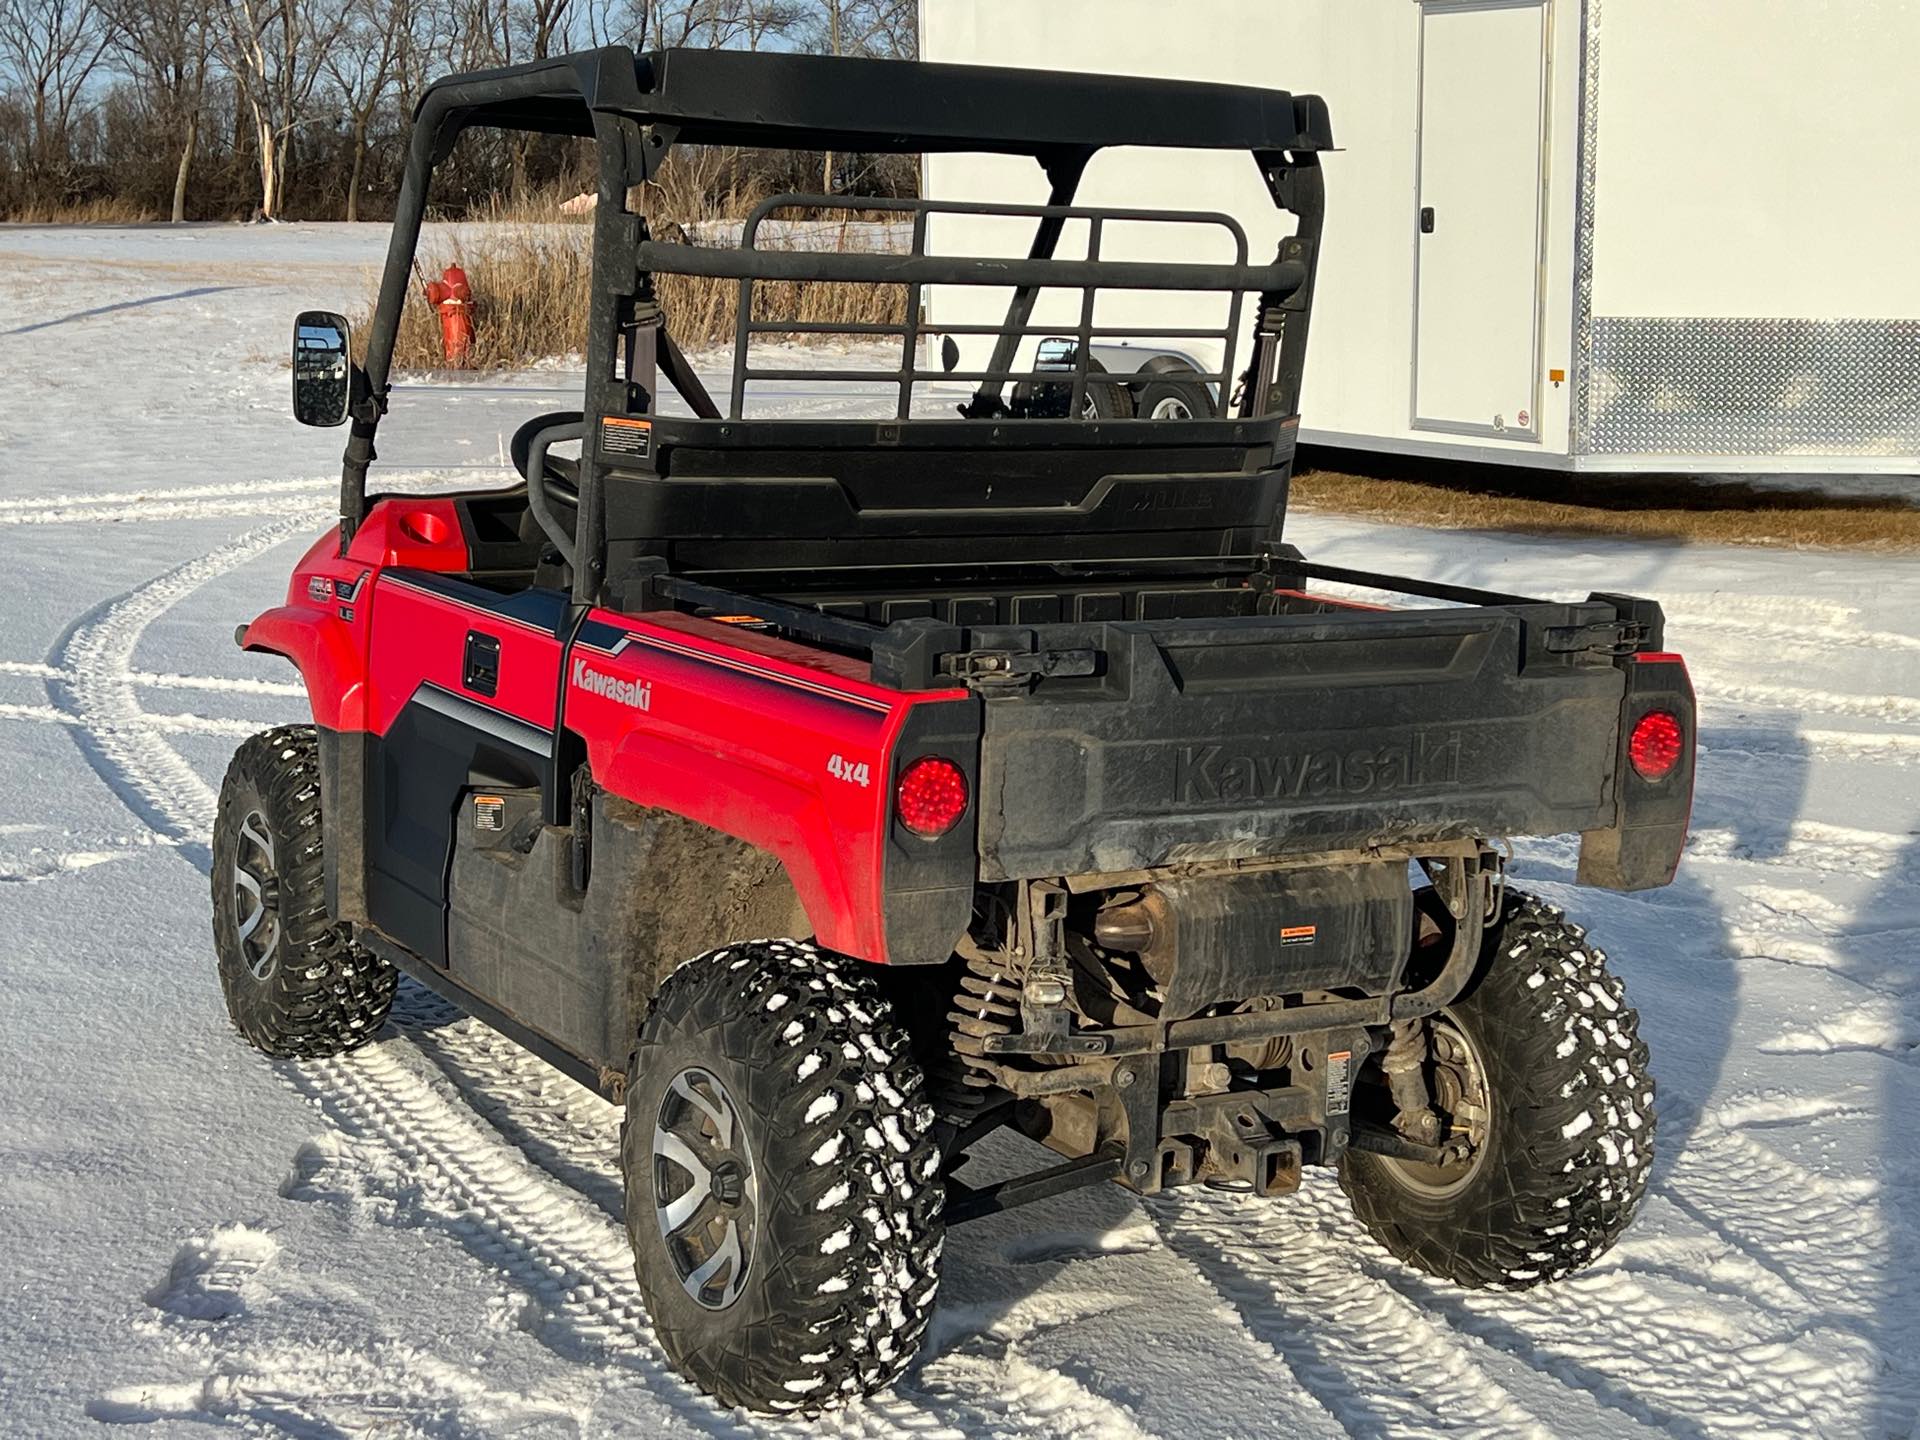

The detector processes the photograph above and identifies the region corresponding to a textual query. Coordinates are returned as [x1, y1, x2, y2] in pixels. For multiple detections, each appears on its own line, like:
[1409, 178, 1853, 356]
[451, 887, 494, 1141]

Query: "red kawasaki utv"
[217, 46, 1690, 1414]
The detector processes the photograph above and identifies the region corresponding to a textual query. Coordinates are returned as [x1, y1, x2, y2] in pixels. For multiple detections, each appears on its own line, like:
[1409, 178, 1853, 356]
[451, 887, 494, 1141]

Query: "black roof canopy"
[419, 46, 1332, 156]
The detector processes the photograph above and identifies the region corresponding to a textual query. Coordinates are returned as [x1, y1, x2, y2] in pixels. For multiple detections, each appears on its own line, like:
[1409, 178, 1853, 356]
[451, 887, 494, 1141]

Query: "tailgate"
[975, 602, 1628, 879]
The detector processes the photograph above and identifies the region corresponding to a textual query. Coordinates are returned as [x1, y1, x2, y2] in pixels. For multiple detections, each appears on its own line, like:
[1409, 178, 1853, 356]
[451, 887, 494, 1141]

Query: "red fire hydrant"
[424, 264, 474, 366]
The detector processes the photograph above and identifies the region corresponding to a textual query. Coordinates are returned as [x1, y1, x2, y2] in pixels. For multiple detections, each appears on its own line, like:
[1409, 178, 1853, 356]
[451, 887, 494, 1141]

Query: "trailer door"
[1413, 0, 1547, 438]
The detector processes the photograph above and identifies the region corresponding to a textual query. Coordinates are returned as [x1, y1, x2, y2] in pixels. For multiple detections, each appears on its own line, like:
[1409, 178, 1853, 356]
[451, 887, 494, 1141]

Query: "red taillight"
[896, 756, 968, 837]
[1629, 709, 1684, 780]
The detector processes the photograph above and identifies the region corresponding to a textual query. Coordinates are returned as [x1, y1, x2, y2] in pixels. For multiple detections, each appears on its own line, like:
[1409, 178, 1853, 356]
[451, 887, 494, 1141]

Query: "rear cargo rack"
[631, 192, 1307, 421]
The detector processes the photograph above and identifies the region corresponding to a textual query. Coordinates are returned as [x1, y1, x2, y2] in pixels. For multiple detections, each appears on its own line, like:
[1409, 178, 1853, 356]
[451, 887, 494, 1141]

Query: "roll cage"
[341, 45, 1333, 613]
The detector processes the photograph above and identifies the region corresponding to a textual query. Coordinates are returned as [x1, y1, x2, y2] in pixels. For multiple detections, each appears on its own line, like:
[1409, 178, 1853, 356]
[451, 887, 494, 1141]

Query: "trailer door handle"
[463, 631, 501, 697]
[1419, 206, 1436, 234]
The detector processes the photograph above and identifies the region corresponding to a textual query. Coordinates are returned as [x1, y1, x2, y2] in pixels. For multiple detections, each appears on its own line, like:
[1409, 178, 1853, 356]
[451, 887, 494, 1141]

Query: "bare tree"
[0, 0, 916, 221]
[218, 0, 346, 218]
[0, 0, 112, 200]
[325, 0, 409, 220]
[503, 0, 570, 197]
[810, 0, 911, 192]
[738, 0, 804, 50]
[103, 0, 212, 221]
[519, 0, 575, 58]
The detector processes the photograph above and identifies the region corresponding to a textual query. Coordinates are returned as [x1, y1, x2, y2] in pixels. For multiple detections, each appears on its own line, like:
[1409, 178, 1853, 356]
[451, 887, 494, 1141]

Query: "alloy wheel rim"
[653, 1066, 759, 1310]
[1377, 1010, 1492, 1198]
[232, 809, 282, 982]
[1150, 394, 1194, 420]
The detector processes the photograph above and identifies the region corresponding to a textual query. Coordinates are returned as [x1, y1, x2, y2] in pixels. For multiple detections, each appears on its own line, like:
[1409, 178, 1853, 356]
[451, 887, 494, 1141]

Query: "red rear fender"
[568, 611, 976, 963]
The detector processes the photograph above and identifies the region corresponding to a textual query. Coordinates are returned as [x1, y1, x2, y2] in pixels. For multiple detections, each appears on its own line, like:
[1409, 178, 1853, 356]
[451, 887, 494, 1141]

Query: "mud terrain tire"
[1340, 892, 1655, 1288]
[211, 725, 397, 1057]
[623, 939, 943, 1414]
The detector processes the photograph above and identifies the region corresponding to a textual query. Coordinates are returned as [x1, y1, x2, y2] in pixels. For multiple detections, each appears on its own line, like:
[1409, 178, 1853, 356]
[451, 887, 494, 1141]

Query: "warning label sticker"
[1280, 923, 1317, 946]
[600, 415, 653, 459]
[1325, 1049, 1353, 1116]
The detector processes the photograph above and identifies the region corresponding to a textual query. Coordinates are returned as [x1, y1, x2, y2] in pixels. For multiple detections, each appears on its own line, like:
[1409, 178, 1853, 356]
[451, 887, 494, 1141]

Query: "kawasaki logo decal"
[1173, 731, 1461, 803]
[572, 657, 651, 711]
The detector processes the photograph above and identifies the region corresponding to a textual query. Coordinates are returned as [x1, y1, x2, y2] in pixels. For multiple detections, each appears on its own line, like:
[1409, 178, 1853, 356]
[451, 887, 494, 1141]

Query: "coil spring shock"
[933, 938, 1028, 1107]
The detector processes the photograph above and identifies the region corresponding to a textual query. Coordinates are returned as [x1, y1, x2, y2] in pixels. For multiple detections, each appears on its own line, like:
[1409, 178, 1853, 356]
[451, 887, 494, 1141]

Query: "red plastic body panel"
[568, 609, 968, 961]
[347, 498, 469, 573]
[238, 501, 472, 729]
[241, 495, 970, 964]
[1269, 586, 1392, 613]
[366, 574, 563, 735]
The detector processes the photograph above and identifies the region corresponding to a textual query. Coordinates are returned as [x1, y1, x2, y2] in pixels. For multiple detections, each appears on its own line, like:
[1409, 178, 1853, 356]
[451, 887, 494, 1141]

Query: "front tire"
[623, 939, 944, 1414]
[1339, 893, 1655, 1288]
[211, 725, 396, 1058]
[1136, 358, 1214, 421]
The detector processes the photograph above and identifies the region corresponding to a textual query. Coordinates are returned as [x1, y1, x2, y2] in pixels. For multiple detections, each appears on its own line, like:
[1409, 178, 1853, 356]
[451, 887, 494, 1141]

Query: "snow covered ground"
[1, 222, 1917, 1438]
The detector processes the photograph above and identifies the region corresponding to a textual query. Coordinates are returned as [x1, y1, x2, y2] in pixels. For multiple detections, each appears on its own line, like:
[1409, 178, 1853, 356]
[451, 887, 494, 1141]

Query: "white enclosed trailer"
[919, 0, 1920, 474]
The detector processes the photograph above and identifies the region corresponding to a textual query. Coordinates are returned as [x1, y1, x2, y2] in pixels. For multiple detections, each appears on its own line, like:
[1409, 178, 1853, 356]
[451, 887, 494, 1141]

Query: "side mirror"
[292, 310, 353, 428]
[940, 335, 960, 374]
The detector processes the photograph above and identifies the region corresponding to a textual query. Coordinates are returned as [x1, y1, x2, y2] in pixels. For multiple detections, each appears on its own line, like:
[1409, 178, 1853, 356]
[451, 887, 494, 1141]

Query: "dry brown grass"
[1289, 450, 1920, 551]
[4, 195, 159, 224]
[375, 151, 906, 369]
[368, 223, 904, 370]
[362, 226, 593, 371]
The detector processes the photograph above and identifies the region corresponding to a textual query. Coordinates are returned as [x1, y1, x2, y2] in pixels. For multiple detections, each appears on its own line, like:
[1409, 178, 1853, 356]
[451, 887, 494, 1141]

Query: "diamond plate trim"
[1572, 0, 1602, 452]
[1587, 316, 1920, 457]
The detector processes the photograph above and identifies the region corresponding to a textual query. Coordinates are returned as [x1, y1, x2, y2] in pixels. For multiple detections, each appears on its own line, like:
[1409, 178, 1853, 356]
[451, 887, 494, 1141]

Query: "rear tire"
[1079, 357, 1135, 419]
[623, 939, 944, 1414]
[211, 726, 396, 1058]
[1338, 893, 1655, 1288]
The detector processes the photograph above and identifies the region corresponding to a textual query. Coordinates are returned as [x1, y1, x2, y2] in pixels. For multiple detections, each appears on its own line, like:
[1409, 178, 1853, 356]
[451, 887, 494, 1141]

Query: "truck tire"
[1338, 892, 1654, 1289]
[623, 939, 944, 1414]
[1135, 357, 1214, 420]
[211, 725, 397, 1058]
[1078, 357, 1135, 419]
[1013, 356, 1134, 420]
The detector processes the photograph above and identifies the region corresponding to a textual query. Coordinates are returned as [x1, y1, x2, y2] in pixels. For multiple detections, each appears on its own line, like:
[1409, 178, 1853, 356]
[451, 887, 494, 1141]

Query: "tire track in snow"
[0, 476, 333, 514]
[0, 698, 262, 738]
[1703, 725, 1920, 767]
[1660, 600, 1920, 657]
[0, 657, 307, 698]
[1152, 1164, 1879, 1440]
[386, 991, 1172, 1439]
[1142, 1179, 1560, 1440]
[0, 468, 507, 527]
[50, 514, 325, 866]
[1519, 825, 1920, 890]
[1700, 681, 1920, 727]
[47, 521, 776, 1437]
[0, 493, 338, 528]
[278, 1044, 800, 1437]
[57, 519, 1154, 1439]
[1684, 821, 1920, 885]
